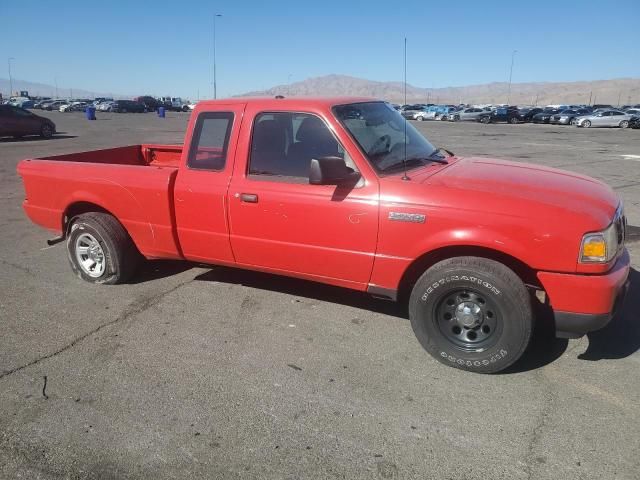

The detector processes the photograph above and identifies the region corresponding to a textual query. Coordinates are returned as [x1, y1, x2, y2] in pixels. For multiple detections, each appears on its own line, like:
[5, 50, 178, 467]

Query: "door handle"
[239, 193, 258, 203]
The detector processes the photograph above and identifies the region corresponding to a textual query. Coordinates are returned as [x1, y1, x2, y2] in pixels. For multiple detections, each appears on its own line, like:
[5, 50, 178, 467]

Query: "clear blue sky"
[1, 0, 638, 99]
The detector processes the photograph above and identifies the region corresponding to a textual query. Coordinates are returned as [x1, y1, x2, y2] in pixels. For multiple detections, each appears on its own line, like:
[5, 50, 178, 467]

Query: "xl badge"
[388, 212, 426, 223]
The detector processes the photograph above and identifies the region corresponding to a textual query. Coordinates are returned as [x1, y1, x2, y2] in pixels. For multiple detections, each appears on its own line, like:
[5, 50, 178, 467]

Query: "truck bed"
[18, 144, 184, 259]
[38, 144, 183, 167]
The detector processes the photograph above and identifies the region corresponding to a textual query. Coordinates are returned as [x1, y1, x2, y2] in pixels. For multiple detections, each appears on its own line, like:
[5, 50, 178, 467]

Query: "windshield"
[333, 102, 440, 174]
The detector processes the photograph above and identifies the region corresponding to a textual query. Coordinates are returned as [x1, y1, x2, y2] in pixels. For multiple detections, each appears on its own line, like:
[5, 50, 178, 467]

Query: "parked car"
[401, 104, 425, 119]
[111, 100, 146, 113]
[550, 108, 592, 125]
[575, 110, 634, 128]
[629, 116, 640, 129]
[0, 105, 56, 139]
[448, 107, 489, 122]
[16, 97, 630, 374]
[622, 108, 640, 117]
[97, 101, 115, 112]
[477, 106, 522, 124]
[60, 101, 89, 113]
[531, 109, 563, 124]
[33, 98, 52, 109]
[43, 100, 68, 111]
[439, 107, 460, 121]
[518, 107, 543, 122]
[592, 104, 613, 110]
[134, 96, 163, 112]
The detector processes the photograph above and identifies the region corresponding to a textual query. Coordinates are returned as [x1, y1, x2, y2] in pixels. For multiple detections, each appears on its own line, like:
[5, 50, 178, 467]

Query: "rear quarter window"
[187, 112, 234, 171]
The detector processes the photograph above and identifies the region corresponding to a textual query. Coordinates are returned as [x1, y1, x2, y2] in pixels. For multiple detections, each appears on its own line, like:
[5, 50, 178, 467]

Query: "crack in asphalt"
[0, 258, 35, 276]
[523, 370, 556, 480]
[0, 279, 193, 381]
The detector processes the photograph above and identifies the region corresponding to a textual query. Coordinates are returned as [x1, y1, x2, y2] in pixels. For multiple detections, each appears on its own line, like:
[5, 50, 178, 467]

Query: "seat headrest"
[252, 119, 286, 151]
[295, 116, 334, 144]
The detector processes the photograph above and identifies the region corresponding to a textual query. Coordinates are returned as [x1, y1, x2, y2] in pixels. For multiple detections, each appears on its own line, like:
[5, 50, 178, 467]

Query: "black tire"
[509, 116, 519, 124]
[583, 120, 591, 128]
[409, 257, 533, 373]
[40, 124, 53, 139]
[480, 116, 490, 124]
[619, 120, 629, 129]
[66, 212, 141, 284]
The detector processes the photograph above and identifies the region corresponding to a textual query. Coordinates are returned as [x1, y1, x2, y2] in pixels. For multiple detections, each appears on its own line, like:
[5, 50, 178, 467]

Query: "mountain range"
[240, 74, 640, 106]
[2, 75, 639, 106]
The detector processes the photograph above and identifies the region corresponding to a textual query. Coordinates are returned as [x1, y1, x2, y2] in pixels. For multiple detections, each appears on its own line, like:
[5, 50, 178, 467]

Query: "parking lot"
[1, 111, 639, 479]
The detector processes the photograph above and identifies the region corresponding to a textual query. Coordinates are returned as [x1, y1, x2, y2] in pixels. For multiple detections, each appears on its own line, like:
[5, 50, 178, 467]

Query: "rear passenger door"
[227, 109, 379, 287]
[174, 104, 246, 263]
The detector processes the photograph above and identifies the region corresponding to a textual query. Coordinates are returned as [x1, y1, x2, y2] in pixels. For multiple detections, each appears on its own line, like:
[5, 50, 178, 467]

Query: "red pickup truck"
[17, 97, 630, 373]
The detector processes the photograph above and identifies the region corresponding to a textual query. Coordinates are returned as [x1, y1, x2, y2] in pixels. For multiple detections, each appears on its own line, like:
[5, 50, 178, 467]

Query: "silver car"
[448, 107, 490, 122]
[575, 110, 634, 128]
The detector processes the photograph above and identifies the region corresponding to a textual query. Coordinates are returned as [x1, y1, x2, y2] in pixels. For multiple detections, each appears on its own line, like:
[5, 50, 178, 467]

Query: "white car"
[97, 101, 115, 112]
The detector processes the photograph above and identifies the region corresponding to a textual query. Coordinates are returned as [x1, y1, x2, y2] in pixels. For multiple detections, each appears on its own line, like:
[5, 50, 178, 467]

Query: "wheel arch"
[62, 202, 141, 254]
[397, 245, 540, 303]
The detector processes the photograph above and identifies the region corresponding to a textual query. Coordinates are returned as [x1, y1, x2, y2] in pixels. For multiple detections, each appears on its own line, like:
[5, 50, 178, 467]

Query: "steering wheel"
[368, 134, 391, 156]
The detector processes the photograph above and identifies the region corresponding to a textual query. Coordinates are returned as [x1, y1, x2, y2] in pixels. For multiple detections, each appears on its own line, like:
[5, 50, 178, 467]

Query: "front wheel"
[409, 257, 533, 373]
[582, 120, 591, 128]
[417, 115, 424, 121]
[66, 212, 141, 284]
[509, 116, 519, 124]
[480, 116, 490, 124]
[40, 124, 53, 139]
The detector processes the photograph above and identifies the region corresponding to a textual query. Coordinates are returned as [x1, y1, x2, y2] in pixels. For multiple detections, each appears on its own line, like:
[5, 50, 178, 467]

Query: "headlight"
[579, 208, 623, 263]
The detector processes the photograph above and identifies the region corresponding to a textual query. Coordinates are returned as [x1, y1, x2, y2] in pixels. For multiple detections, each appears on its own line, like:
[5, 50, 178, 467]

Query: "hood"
[423, 157, 618, 229]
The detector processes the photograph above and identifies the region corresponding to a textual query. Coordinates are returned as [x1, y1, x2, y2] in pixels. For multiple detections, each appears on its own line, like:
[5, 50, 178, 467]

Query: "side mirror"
[309, 156, 361, 186]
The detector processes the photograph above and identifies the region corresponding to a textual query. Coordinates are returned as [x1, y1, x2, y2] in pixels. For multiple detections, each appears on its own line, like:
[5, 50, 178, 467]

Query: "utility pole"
[588, 91, 592, 105]
[8, 57, 15, 96]
[617, 91, 622, 107]
[506, 50, 517, 105]
[212, 13, 222, 99]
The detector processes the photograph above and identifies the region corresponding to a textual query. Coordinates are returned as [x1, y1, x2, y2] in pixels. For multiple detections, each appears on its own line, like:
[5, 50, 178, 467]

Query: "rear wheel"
[409, 257, 533, 373]
[509, 116, 519, 124]
[620, 120, 629, 128]
[66, 212, 141, 284]
[417, 115, 424, 121]
[40, 124, 53, 139]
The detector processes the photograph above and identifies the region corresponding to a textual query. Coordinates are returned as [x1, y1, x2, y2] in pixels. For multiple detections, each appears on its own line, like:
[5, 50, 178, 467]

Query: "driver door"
[228, 109, 379, 287]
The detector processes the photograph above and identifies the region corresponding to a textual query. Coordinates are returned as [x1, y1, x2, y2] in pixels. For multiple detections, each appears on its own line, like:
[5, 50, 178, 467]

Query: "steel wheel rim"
[433, 288, 502, 352]
[75, 233, 106, 278]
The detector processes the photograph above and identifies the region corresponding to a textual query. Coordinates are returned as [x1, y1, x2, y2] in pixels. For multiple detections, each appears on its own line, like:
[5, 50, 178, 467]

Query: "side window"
[249, 112, 356, 181]
[187, 112, 233, 170]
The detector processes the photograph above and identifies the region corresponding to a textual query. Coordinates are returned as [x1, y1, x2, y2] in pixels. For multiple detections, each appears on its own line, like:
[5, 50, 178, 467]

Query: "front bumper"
[537, 249, 631, 338]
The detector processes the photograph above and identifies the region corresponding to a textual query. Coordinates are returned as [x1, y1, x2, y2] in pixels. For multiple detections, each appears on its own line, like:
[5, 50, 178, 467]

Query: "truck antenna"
[401, 37, 410, 181]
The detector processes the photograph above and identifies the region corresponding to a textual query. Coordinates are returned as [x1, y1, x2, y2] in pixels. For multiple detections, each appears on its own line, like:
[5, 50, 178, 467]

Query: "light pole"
[507, 50, 517, 105]
[8, 57, 15, 97]
[212, 13, 222, 99]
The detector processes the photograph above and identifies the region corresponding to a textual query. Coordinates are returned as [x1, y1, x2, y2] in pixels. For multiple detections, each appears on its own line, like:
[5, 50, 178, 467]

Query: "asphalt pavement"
[1, 110, 639, 479]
